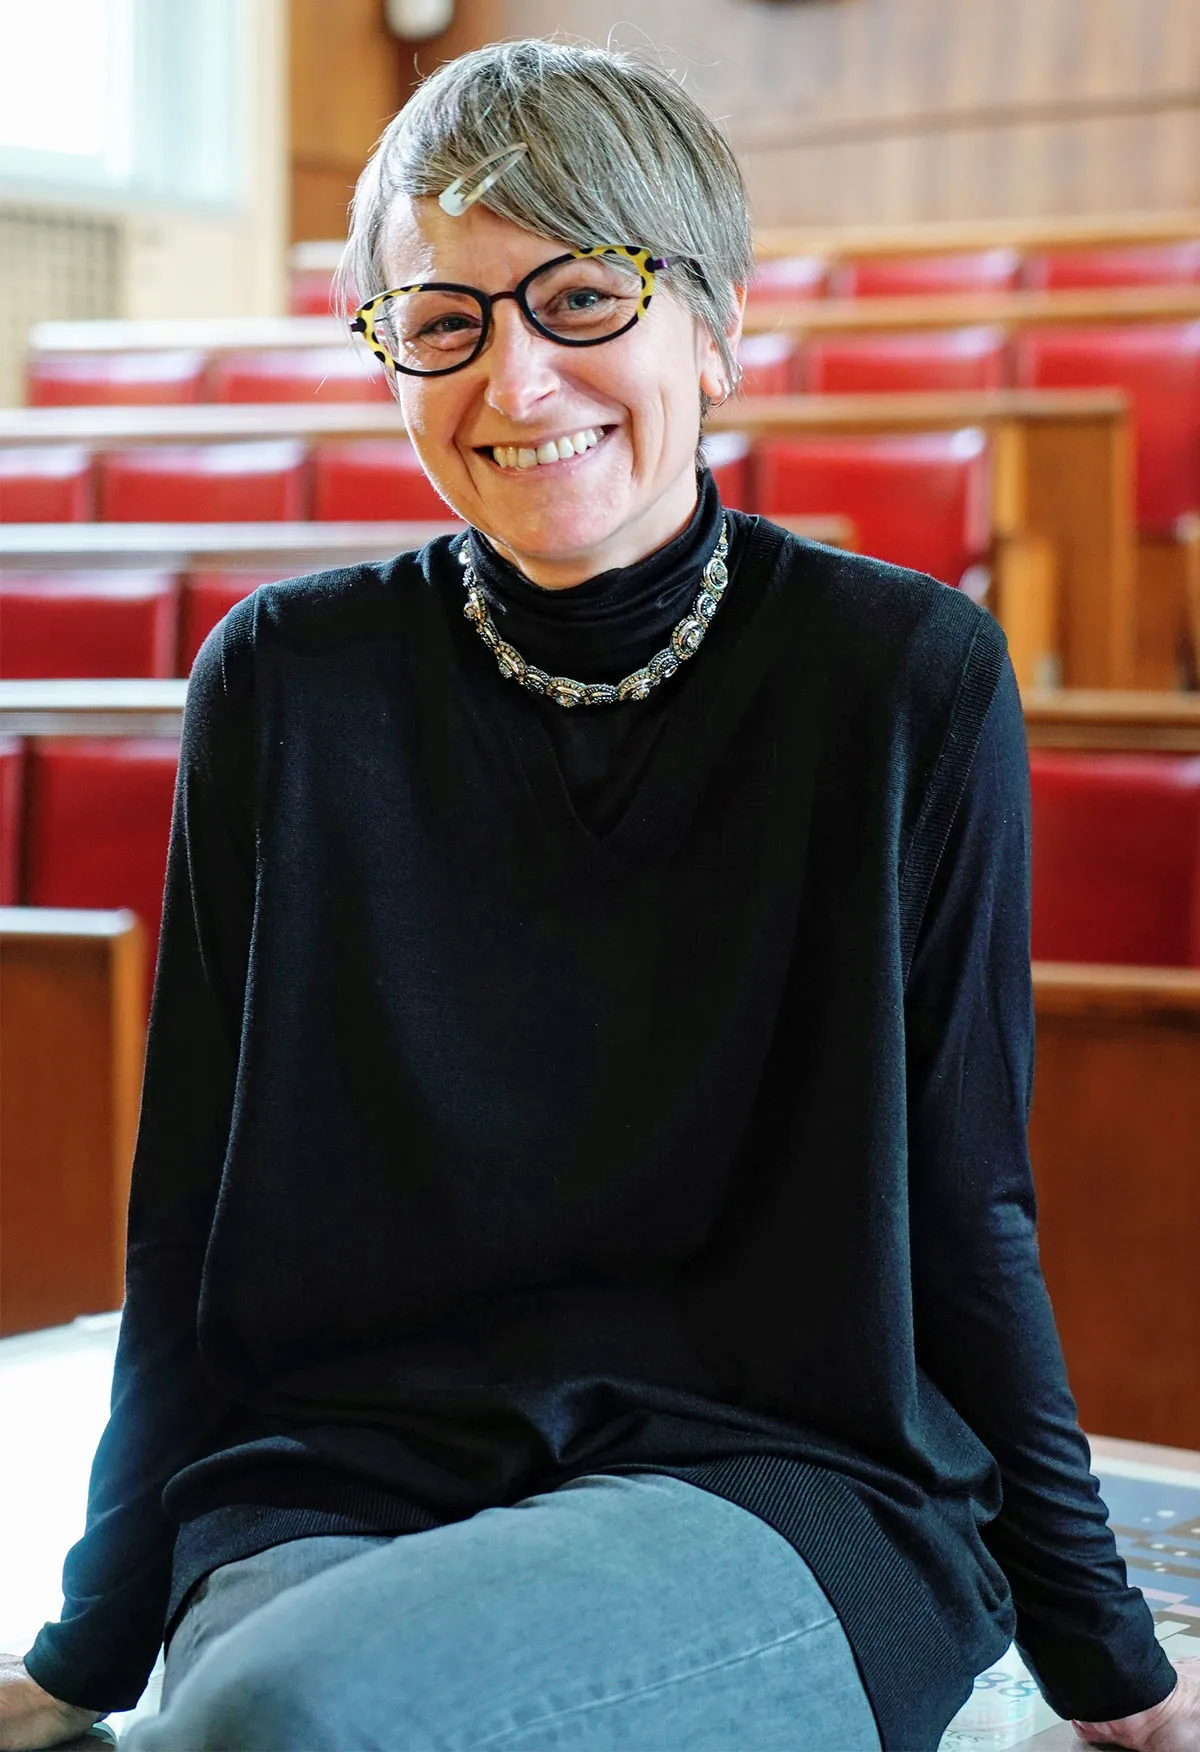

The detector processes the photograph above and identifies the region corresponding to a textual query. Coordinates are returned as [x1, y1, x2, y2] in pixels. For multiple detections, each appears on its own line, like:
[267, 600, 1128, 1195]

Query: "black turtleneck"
[25, 492, 1175, 1749]
[464, 469, 727, 833]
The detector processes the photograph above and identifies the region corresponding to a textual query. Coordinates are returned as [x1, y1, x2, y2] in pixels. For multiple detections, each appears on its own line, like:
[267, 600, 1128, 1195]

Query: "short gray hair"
[338, 38, 753, 409]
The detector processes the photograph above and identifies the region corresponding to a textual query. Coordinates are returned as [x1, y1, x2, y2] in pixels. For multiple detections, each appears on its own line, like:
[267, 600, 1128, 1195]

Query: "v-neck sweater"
[25, 494, 1175, 1749]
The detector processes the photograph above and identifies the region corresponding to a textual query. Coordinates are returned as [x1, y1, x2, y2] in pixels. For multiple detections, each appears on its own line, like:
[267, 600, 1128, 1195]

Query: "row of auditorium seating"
[0, 570, 276, 680]
[287, 239, 1200, 314]
[19, 324, 1199, 535]
[3, 735, 1198, 977]
[0, 429, 989, 588]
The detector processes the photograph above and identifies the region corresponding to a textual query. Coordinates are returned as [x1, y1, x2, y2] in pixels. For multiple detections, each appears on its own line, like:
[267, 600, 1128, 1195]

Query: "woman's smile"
[477, 425, 612, 472]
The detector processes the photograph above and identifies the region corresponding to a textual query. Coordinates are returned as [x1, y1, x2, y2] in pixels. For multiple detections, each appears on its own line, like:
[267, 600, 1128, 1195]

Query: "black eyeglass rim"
[350, 249, 669, 379]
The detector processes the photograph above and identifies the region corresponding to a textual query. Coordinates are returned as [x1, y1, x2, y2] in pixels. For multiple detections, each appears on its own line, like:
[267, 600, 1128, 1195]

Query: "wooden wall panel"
[395, 0, 1199, 231]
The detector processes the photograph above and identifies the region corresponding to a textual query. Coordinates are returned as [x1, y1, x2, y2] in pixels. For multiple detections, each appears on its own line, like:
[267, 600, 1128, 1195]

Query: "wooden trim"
[1032, 963, 1200, 1017]
[1022, 688, 1200, 751]
[733, 88, 1200, 155]
[755, 208, 1200, 261]
[1085, 1433, 1200, 1474]
[0, 519, 458, 566]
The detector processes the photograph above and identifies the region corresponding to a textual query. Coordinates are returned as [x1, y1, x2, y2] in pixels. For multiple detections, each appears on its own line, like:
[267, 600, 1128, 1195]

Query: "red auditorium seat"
[0, 736, 23, 904]
[802, 326, 1009, 394]
[289, 267, 351, 315]
[0, 447, 92, 521]
[179, 570, 279, 673]
[209, 348, 391, 403]
[701, 432, 752, 510]
[96, 441, 308, 522]
[745, 256, 826, 303]
[829, 249, 1022, 299]
[0, 573, 179, 679]
[23, 738, 180, 1004]
[755, 428, 990, 584]
[27, 352, 208, 406]
[1022, 241, 1200, 292]
[1015, 323, 1200, 530]
[1029, 752, 1200, 966]
[310, 440, 453, 521]
[736, 333, 802, 396]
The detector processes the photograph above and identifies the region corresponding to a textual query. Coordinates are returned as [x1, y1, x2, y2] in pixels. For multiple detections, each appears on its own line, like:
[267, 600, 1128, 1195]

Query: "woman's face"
[379, 198, 741, 588]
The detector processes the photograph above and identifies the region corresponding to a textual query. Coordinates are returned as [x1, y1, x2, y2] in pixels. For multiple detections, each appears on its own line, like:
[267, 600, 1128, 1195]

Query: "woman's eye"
[420, 314, 478, 338]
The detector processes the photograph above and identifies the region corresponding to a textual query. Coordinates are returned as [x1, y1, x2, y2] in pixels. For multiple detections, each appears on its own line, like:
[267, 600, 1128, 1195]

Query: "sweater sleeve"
[22, 608, 257, 1713]
[904, 651, 1177, 1725]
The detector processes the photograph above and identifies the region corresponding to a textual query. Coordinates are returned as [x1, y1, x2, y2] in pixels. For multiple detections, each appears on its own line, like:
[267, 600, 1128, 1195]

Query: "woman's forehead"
[381, 196, 571, 286]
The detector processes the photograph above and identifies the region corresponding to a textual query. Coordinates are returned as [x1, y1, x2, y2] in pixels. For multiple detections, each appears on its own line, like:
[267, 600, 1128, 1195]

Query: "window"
[0, 0, 244, 207]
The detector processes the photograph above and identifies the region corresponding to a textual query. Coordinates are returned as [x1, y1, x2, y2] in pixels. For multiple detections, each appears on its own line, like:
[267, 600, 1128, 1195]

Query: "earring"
[709, 382, 731, 409]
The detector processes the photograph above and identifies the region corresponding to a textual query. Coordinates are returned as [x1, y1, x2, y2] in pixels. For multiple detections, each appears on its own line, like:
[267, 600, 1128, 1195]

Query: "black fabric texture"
[23, 483, 1175, 1748]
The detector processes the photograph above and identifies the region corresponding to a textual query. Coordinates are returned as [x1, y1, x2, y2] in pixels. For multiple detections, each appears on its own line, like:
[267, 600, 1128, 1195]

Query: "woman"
[2, 38, 1196, 1752]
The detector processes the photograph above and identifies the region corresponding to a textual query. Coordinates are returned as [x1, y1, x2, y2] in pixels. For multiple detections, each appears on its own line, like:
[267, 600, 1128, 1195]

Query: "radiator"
[0, 206, 124, 407]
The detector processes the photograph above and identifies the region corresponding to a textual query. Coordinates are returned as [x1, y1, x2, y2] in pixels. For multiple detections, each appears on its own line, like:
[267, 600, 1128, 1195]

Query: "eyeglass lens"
[373, 253, 646, 374]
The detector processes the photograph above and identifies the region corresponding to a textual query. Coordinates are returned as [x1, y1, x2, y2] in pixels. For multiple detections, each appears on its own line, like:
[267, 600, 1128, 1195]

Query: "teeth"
[490, 428, 603, 469]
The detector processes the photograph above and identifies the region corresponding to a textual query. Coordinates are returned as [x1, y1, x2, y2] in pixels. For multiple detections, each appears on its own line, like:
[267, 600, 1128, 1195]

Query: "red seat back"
[1029, 752, 1200, 966]
[736, 333, 802, 397]
[24, 738, 180, 1004]
[1014, 323, 1200, 530]
[289, 267, 346, 315]
[0, 447, 92, 521]
[0, 572, 179, 679]
[830, 249, 1022, 299]
[1022, 241, 1200, 292]
[96, 441, 309, 522]
[755, 428, 990, 583]
[27, 352, 209, 407]
[179, 570, 280, 673]
[0, 736, 24, 904]
[745, 256, 826, 303]
[209, 348, 391, 404]
[701, 432, 753, 510]
[803, 326, 1009, 394]
[310, 440, 453, 521]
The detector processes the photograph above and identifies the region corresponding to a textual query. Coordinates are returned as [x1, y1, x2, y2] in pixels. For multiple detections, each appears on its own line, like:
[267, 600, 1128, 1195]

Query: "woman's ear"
[699, 285, 748, 404]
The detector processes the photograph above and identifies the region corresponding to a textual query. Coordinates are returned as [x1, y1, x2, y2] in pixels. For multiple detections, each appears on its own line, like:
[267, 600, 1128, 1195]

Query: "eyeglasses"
[350, 245, 666, 378]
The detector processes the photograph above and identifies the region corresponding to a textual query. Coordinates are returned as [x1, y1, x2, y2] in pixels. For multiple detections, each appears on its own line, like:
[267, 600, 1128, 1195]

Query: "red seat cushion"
[209, 348, 391, 404]
[96, 441, 309, 522]
[1022, 241, 1200, 292]
[803, 327, 1010, 394]
[0, 572, 179, 678]
[736, 334, 802, 397]
[745, 256, 826, 303]
[1029, 752, 1200, 966]
[0, 736, 24, 905]
[0, 447, 92, 521]
[24, 738, 180, 1005]
[830, 249, 1022, 299]
[289, 267, 351, 315]
[754, 428, 990, 583]
[310, 440, 454, 521]
[701, 432, 753, 510]
[179, 570, 280, 673]
[27, 352, 209, 407]
[1014, 323, 1200, 530]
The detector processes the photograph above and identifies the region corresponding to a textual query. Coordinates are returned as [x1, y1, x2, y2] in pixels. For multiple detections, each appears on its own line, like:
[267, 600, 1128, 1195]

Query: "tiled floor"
[2, 1314, 1197, 1750]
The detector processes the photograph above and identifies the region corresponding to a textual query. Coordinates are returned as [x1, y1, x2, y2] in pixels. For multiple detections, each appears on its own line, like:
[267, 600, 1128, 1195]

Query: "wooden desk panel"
[0, 908, 146, 1336]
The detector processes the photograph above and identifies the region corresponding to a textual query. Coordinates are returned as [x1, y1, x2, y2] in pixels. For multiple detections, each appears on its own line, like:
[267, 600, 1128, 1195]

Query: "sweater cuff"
[1024, 1624, 1178, 1727]
[23, 1618, 154, 1717]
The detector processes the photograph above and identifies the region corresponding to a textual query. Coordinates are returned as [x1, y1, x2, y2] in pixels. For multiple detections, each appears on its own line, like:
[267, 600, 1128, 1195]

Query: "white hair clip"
[438, 142, 529, 217]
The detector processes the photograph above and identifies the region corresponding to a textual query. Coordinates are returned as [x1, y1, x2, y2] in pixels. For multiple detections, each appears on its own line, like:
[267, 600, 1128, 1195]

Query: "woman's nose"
[481, 302, 560, 421]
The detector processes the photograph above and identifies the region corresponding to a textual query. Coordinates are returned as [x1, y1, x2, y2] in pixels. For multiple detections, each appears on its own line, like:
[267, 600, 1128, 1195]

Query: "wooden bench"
[0, 908, 146, 1336]
[1030, 964, 1200, 1453]
[0, 389, 1139, 691]
[753, 207, 1200, 262]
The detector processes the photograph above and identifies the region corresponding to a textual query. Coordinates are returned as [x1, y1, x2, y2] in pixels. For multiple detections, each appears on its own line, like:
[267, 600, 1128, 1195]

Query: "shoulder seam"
[897, 604, 1007, 986]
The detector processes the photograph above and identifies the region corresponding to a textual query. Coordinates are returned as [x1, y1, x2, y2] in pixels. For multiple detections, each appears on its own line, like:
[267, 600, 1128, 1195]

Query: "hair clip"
[438, 143, 529, 217]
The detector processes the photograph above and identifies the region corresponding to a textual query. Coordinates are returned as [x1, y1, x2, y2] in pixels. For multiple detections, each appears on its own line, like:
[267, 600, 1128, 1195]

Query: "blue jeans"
[123, 1472, 882, 1751]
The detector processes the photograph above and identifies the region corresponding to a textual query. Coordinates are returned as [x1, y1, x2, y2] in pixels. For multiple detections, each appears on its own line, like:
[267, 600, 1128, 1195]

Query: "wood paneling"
[0, 909, 146, 1335]
[1029, 964, 1200, 1450]
[398, 0, 1199, 231]
[289, 0, 415, 243]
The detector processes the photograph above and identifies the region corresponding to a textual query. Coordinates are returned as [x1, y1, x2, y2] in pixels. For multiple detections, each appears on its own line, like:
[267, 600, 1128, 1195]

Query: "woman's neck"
[479, 474, 701, 591]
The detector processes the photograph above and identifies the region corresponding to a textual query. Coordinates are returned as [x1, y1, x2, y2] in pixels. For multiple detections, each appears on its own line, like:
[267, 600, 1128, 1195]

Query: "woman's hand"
[1072, 1655, 1200, 1750]
[0, 1656, 102, 1751]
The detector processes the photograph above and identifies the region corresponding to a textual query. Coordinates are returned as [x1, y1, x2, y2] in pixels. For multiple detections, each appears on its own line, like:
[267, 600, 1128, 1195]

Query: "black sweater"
[25, 479, 1175, 1749]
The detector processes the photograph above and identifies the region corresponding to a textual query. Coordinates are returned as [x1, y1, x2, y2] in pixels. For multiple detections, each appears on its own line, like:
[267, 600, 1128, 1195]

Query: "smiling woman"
[7, 34, 1190, 1752]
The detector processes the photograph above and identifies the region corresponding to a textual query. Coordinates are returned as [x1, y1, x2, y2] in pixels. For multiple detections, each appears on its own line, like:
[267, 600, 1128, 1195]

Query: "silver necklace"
[459, 517, 731, 707]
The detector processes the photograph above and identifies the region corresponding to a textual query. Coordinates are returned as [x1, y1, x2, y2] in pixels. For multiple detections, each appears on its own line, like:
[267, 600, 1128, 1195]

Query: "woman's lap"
[123, 1472, 882, 1751]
